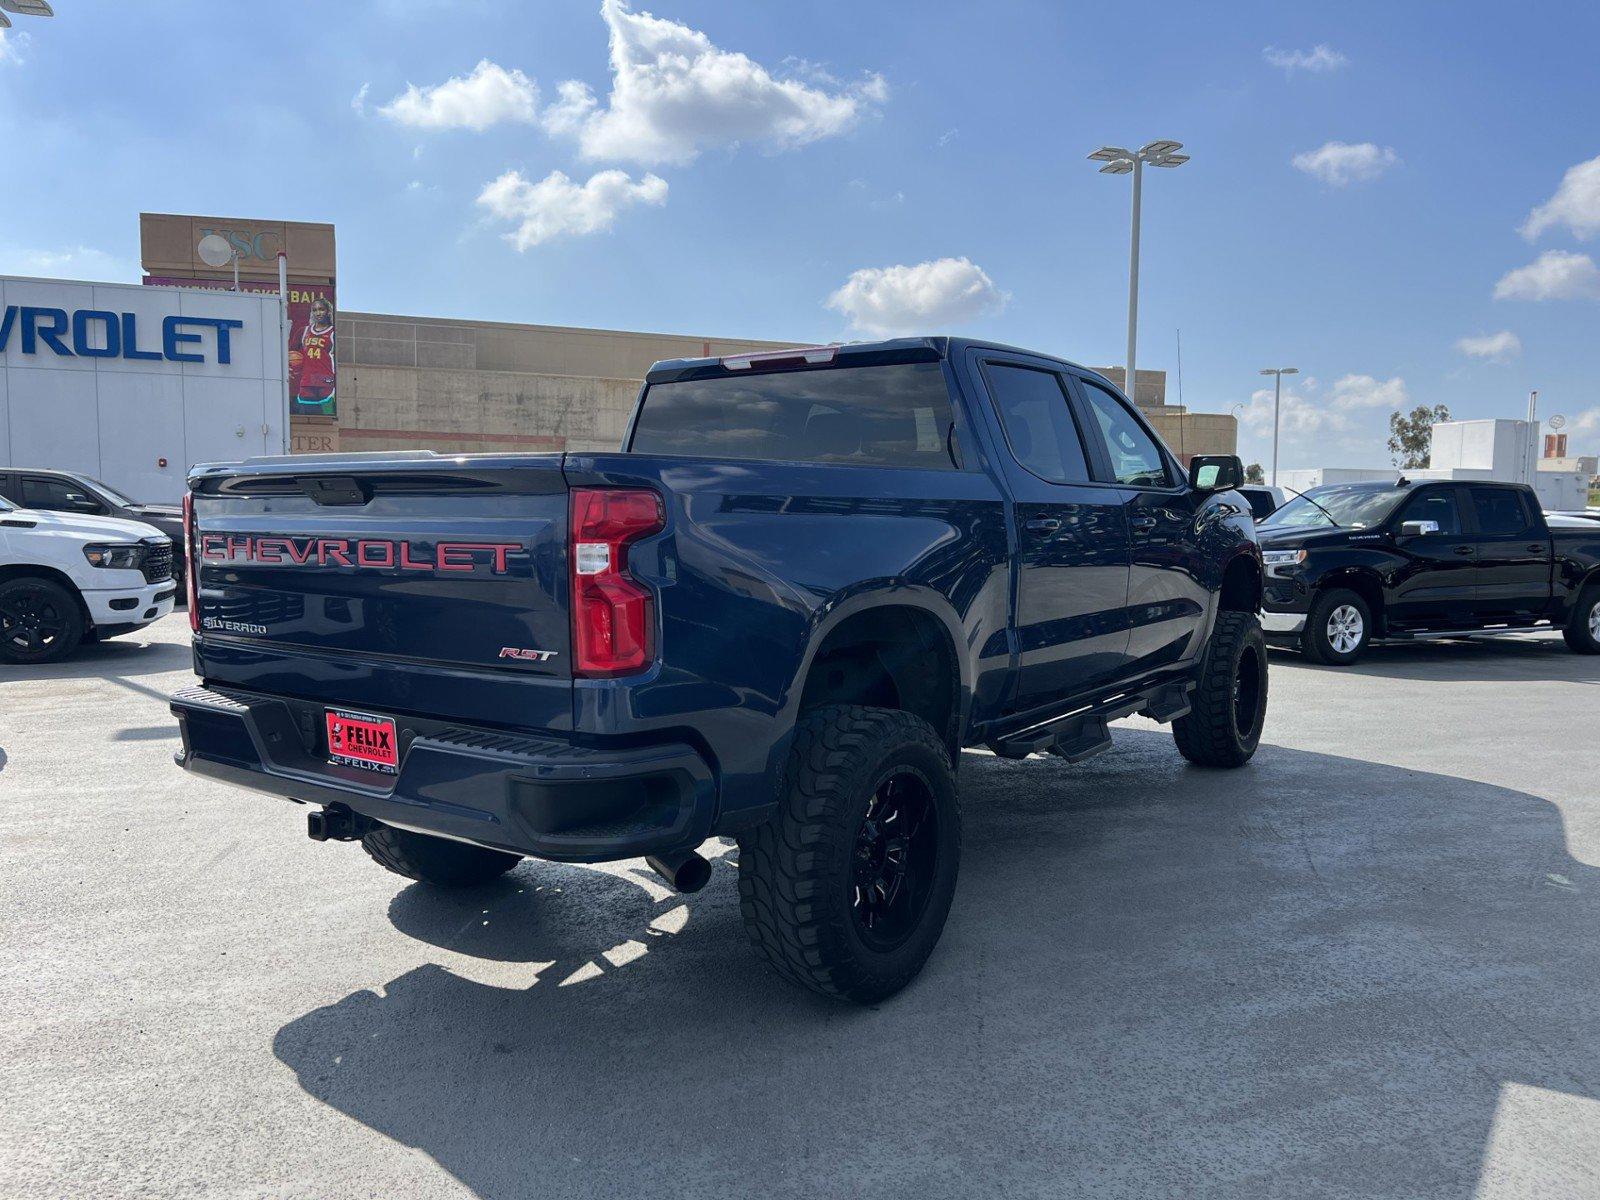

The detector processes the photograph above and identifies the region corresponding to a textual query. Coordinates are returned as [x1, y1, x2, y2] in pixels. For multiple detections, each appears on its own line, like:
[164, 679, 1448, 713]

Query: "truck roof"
[644, 336, 1114, 387]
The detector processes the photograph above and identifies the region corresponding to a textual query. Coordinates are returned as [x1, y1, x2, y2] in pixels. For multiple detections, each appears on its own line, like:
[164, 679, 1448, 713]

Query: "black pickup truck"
[1258, 478, 1600, 664]
[171, 337, 1267, 1003]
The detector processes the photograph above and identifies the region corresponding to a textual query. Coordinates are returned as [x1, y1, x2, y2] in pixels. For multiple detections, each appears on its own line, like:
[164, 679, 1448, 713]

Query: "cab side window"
[22, 477, 103, 514]
[1470, 488, 1529, 536]
[1079, 381, 1169, 487]
[1398, 490, 1460, 535]
[983, 363, 1092, 485]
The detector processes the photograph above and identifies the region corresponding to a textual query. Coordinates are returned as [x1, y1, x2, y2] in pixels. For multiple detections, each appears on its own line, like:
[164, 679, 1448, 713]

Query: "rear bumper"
[170, 684, 717, 864]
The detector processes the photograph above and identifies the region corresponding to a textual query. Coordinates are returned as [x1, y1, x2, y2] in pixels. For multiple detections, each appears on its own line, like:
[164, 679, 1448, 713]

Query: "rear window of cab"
[628, 363, 958, 469]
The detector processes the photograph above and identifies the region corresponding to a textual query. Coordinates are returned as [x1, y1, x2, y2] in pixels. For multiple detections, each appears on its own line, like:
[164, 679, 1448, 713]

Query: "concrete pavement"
[3, 615, 1598, 1198]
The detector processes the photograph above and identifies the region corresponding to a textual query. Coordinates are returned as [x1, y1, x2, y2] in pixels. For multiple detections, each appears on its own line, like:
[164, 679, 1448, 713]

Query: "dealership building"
[1, 211, 1236, 503]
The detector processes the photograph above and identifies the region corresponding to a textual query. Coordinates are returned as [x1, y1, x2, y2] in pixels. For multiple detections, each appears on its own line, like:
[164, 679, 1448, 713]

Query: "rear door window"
[629, 362, 957, 468]
[982, 363, 1091, 485]
[1470, 488, 1529, 535]
[1243, 490, 1277, 521]
[1078, 381, 1170, 487]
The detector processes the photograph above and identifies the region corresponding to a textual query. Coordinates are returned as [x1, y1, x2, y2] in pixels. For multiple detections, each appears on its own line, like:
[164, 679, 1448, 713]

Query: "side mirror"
[1188, 454, 1245, 492]
[1400, 520, 1440, 537]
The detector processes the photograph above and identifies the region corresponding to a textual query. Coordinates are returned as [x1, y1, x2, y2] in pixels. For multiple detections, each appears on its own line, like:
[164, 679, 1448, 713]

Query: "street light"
[0, 1, 55, 28]
[1259, 367, 1299, 486]
[1088, 140, 1191, 405]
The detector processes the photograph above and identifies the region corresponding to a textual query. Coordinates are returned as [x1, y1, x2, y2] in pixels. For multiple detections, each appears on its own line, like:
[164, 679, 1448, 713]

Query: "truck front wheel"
[1564, 584, 1600, 655]
[361, 825, 522, 887]
[1172, 609, 1268, 768]
[737, 705, 961, 1004]
[1300, 587, 1372, 665]
[0, 577, 85, 665]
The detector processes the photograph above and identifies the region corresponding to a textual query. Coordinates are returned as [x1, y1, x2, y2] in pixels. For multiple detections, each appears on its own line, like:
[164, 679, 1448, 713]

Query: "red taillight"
[569, 488, 664, 677]
[183, 489, 199, 632]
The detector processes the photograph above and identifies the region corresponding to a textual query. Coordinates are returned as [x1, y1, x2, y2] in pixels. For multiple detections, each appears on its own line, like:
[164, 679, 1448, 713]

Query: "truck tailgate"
[189, 454, 572, 730]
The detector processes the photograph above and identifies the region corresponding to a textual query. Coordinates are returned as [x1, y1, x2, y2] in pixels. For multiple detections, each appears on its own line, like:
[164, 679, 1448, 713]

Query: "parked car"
[1258, 479, 1600, 664]
[1238, 484, 1286, 522]
[171, 337, 1267, 1003]
[0, 492, 176, 664]
[0, 469, 185, 586]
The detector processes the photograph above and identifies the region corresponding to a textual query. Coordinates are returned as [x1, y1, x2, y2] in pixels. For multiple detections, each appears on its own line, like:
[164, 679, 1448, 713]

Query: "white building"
[1281, 419, 1590, 511]
[0, 275, 287, 504]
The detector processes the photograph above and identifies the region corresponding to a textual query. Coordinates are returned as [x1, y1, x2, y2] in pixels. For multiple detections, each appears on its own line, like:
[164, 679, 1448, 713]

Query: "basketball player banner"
[144, 276, 338, 418]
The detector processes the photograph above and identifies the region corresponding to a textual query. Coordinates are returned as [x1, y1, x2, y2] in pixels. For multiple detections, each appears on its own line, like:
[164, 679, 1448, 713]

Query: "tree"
[1388, 404, 1450, 469]
[1245, 462, 1266, 485]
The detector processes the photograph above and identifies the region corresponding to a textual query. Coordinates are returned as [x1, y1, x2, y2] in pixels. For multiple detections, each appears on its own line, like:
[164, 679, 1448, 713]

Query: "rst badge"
[499, 647, 559, 662]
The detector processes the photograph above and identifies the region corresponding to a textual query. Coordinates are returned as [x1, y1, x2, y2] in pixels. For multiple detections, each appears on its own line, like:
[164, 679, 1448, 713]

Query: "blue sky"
[3, 0, 1599, 470]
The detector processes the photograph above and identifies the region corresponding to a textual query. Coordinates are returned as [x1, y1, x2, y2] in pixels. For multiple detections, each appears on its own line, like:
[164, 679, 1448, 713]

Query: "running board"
[986, 681, 1193, 761]
[1377, 624, 1553, 644]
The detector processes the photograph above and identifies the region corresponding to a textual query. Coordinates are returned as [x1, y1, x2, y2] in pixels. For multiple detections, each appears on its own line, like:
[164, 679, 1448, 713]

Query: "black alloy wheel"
[0, 579, 84, 664]
[851, 769, 940, 952]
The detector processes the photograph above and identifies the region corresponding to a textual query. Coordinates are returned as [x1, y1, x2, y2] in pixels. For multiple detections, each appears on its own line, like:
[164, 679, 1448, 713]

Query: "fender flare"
[766, 582, 973, 772]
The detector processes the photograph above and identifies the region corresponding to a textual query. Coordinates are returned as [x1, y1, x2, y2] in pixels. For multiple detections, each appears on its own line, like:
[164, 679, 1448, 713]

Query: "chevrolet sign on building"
[0, 275, 287, 504]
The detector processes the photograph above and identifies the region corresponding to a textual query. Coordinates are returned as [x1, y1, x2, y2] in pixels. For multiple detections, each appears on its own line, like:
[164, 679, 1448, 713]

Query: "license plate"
[326, 708, 399, 774]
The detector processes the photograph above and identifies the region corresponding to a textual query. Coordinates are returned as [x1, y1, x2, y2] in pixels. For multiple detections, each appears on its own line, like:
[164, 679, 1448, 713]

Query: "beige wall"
[332, 312, 796, 455]
[140, 212, 336, 283]
[1090, 366, 1168, 409]
[1145, 410, 1238, 466]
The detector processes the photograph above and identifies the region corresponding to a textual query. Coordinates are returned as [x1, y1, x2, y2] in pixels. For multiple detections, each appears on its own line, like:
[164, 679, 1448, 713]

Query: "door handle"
[1024, 518, 1061, 534]
[1454, 545, 1474, 555]
[1129, 514, 1158, 530]
[1527, 544, 1547, 554]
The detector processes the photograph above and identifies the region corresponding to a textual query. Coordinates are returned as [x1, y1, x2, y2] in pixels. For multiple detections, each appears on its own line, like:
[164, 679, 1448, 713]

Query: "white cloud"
[1494, 250, 1600, 301]
[544, 0, 885, 166]
[1234, 374, 1412, 468]
[1263, 44, 1348, 75]
[1454, 330, 1522, 362]
[379, 60, 539, 132]
[937, 128, 959, 148]
[1292, 141, 1399, 186]
[0, 28, 30, 66]
[1570, 407, 1600, 435]
[0, 244, 135, 281]
[826, 257, 1007, 337]
[351, 82, 370, 115]
[476, 168, 667, 250]
[1328, 373, 1408, 410]
[1521, 154, 1600, 242]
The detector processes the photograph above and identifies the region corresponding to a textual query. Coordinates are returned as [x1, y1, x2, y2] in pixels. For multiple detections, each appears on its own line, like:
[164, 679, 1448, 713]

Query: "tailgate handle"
[300, 476, 372, 506]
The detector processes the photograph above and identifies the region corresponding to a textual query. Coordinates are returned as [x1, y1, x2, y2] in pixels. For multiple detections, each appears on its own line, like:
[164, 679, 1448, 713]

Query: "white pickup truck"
[0, 493, 176, 664]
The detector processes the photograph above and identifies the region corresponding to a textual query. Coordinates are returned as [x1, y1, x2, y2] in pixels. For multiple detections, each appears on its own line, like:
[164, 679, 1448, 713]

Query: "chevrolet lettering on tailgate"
[198, 535, 524, 574]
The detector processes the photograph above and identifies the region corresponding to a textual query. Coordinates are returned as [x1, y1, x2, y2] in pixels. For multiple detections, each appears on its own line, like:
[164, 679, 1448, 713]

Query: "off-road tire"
[361, 825, 521, 887]
[1300, 587, 1372, 666]
[1173, 609, 1268, 768]
[0, 577, 85, 665]
[1564, 584, 1600, 655]
[737, 704, 960, 1004]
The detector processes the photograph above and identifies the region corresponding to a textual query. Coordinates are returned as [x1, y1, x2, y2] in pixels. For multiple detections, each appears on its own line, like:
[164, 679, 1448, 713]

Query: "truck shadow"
[273, 732, 1600, 1199]
[1271, 633, 1600, 685]
[0, 636, 191, 684]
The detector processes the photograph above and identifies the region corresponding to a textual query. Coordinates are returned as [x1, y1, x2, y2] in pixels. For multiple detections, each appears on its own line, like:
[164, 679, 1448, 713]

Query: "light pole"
[1259, 367, 1298, 486]
[1088, 140, 1190, 404]
[0, 1, 58, 26]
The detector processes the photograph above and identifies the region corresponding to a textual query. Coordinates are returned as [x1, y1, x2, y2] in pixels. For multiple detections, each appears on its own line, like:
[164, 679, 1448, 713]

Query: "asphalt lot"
[3, 613, 1598, 1199]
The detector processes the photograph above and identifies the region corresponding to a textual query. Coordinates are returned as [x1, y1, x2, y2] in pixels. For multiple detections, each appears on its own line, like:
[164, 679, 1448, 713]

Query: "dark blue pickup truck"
[172, 337, 1266, 1002]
